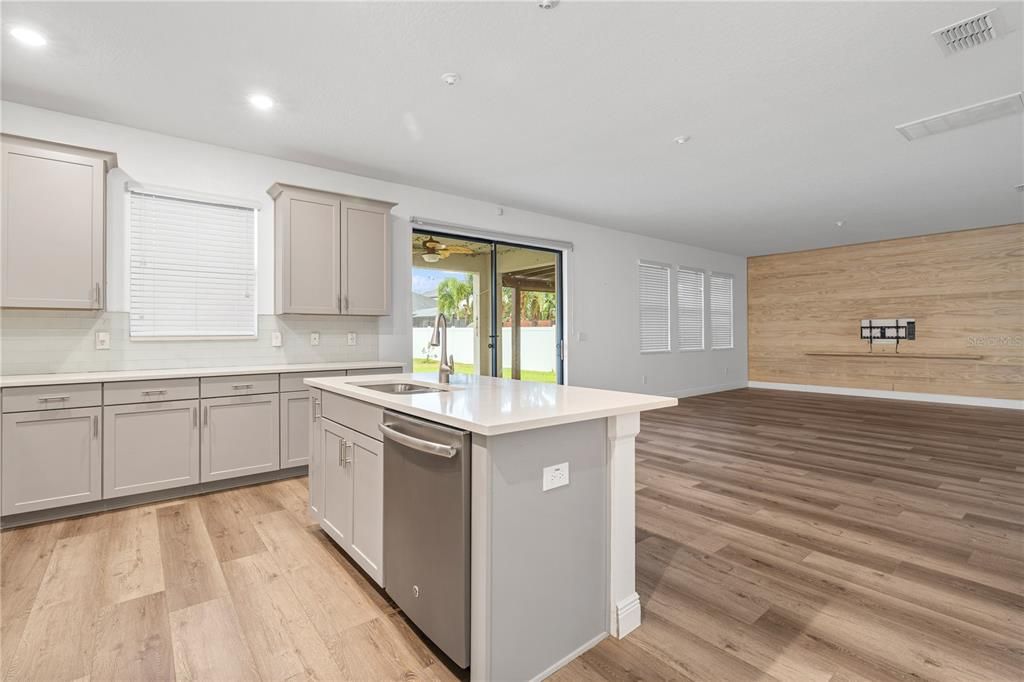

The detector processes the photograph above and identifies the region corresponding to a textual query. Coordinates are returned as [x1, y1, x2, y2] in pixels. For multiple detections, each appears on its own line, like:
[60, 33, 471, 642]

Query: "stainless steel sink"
[360, 382, 445, 395]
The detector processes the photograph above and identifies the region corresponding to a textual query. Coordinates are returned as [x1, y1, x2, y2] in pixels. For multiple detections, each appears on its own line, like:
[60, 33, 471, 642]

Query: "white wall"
[1, 102, 747, 395]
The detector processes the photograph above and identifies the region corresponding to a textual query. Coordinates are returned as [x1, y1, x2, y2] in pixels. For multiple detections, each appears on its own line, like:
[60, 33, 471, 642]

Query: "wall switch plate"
[271, 331, 283, 347]
[542, 462, 570, 492]
[95, 331, 111, 350]
[310, 332, 320, 346]
[347, 332, 358, 346]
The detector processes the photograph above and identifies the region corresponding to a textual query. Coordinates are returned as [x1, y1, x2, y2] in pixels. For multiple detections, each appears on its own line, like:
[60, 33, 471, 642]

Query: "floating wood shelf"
[805, 351, 983, 360]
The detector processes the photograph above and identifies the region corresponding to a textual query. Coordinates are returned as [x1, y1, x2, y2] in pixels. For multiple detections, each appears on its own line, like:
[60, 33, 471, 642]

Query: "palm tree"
[436, 276, 473, 324]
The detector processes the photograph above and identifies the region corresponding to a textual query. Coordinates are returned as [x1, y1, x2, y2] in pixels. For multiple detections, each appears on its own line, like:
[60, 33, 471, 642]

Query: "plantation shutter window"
[129, 190, 258, 338]
[639, 262, 671, 353]
[677, 268, 705, 351]
[710, 272, 734, 350]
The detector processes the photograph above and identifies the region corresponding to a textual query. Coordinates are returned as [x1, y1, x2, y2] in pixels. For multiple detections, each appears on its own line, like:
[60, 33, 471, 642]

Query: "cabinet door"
[277, 189, 341, 314]
[1, 407, 102, 515]
[280, 390, 311, 468]
[347, 428, 384, 585]
[308, 389, 323, 523]
[320, 418, 353, 548]
[342, 205, 390, 315]
[104, 399, 199, 499]
[201, 394, 280, 482]
[2, 142, 105, 309]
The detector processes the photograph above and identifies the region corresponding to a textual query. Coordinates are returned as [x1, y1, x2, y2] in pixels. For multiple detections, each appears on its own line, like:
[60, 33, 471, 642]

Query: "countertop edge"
[0, 361, 406, 388]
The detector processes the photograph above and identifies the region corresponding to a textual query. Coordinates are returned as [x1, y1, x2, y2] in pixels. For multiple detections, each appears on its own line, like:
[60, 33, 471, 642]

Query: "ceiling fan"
[414, 235, 475, 263]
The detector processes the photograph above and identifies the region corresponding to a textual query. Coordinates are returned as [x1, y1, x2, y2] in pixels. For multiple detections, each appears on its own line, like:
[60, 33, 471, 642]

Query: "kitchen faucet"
[429, 313, 454, 384]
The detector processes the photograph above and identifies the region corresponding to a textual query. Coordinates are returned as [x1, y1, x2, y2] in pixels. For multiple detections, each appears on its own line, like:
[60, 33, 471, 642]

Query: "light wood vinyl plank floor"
[2, 388, 1022, 681]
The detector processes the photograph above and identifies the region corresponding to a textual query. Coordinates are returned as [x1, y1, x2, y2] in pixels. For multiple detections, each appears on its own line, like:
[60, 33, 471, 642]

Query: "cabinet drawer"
[201, 374, 279, 398]
[2, 383, 102, 413]
[321, 392, 383, 442]
[346, 366, 402, 377]
[104, 378, 199, 405]
[280, 370, 346, 392]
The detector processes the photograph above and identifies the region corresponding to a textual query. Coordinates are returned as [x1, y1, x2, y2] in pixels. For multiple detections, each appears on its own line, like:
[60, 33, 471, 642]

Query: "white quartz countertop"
[306, 372, 677, 436]
[0, 361, 405, 388]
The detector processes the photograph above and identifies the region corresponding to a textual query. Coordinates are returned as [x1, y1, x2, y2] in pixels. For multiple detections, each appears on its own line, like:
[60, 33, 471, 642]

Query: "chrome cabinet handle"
[378, 423, 457, 458]
[203, 405, 209, 426]
[311, 398, 320, 423]
[93, 415, 99, 438]
[192, 406, 198, 428]
[231, 383, 254, 390]
[345, 440, 354, 465]
[344, 295, 349, 312]
[94, 282, 101, 306]
[338, 438, 346, 466]
[37, 395, 71, 402]
[141, 389, 167, 396]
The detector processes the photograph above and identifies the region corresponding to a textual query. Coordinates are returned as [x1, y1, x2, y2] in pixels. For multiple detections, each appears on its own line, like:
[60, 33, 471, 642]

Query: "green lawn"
[413, 358, 556, 383]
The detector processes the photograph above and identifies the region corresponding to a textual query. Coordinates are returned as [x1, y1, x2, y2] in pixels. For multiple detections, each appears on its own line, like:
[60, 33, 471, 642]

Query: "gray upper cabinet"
[201, 393, 280, 482]
[104, 399, 200, 499]
[1, 407, 102, 515]
[1, 135, 116, 310]
[268, 183, 395, 316]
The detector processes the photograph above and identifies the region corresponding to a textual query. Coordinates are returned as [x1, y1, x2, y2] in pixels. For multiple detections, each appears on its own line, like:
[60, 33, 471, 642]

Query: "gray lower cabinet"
[201, 393, 280, 482]
[280, 390, 311, 469]
[104, 399, 199, 499]
[1, 407, 102, 515]
[308, 389, 323, 523]
[318, 415, 383, 585]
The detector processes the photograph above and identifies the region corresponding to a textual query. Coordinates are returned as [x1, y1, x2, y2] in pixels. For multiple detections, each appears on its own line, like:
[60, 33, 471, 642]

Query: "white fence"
[412, 326, 558, 372]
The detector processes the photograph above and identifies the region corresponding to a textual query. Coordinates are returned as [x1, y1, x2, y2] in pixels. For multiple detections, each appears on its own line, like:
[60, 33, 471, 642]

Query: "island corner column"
[607, 411, 642, 638]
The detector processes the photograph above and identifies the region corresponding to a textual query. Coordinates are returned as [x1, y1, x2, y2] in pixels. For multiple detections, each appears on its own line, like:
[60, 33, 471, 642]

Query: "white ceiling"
[2, 1, 1022, 256]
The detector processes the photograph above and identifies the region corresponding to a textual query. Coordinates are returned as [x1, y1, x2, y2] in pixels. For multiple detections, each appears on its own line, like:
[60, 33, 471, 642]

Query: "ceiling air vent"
[933, 8, 1007, 55]
[895, 92, 1024, 141]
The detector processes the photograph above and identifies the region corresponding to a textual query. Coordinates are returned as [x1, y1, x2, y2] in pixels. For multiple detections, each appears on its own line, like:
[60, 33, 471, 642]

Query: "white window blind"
[710, 272, 734, 349]
[639, 262, 671, 353]
[677, 268, 705, 351]
[129, 191, 257, 338]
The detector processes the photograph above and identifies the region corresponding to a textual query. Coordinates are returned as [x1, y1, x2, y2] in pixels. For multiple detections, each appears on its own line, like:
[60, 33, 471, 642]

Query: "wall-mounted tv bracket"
[860, 318, 915, 353]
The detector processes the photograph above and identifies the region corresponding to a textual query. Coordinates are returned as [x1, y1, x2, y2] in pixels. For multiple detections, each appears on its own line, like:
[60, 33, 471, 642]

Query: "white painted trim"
[674, 381, 747, 398]
[748, 381, 1024, 410]
[615, 592, 642, 638]
[607, 413, 641, 638]
[469, 437, 492, 682]
[528, 632, 608, 682]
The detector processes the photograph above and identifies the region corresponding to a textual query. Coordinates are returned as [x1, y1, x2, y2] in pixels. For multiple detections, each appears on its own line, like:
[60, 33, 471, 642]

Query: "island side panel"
[473, 418, 609, 682]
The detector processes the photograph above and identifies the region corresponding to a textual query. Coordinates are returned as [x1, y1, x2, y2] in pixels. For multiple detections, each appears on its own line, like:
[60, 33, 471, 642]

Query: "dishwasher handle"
[378, 423, 457, 458]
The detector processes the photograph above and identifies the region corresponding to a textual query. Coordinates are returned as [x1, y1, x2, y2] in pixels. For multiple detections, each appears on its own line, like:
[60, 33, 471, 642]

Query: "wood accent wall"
[747, 224, 1024, 400]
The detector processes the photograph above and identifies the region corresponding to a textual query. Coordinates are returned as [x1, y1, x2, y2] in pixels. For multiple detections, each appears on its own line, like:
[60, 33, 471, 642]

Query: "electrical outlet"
[310, 332, 320, 346]
[95, 331, 111, 350]
[347, 332, 358, 346]
[271, 331, 283, 347]
[542, 462, 570, 492]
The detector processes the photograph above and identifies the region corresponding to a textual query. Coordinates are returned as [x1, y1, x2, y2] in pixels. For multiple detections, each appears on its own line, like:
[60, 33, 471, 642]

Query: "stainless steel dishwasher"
[379, 411, 471, 669]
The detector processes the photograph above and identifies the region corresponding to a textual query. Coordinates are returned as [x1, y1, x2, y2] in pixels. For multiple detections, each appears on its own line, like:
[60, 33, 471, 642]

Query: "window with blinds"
[129, 191, 257, 338]
[639, 262, 671, 353]
[677, 268, 704, 351]
[710, 272, 734, 349]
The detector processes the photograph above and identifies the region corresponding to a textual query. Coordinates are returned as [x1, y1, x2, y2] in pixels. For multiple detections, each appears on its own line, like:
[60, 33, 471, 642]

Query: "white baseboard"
[748, 381, 1024, 410]
[614, 592, 643, 638]
[528, 632, 608, 682]
[674, 381, 748, 398]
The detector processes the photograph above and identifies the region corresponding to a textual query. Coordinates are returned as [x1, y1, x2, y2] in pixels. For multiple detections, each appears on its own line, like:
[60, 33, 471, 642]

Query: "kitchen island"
[305, 372, 676, 681]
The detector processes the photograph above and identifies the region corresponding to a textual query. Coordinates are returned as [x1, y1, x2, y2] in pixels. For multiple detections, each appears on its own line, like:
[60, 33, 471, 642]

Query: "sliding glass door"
[411, 230, 563, 384]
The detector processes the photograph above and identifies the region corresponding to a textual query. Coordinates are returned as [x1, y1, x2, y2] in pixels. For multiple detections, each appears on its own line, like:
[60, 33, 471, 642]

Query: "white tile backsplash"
[0, 310, 379, 375]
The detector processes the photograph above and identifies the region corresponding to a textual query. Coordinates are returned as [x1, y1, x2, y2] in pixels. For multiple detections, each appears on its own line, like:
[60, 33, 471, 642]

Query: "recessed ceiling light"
[247, 93, 275, 111]
[441, 73, 461, 86]
[9, 26, 47, 47]
[673, 135, 691, 144]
